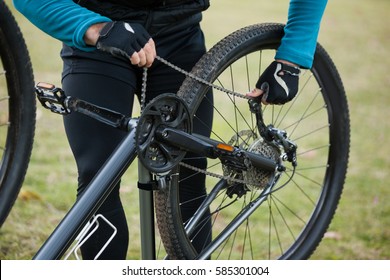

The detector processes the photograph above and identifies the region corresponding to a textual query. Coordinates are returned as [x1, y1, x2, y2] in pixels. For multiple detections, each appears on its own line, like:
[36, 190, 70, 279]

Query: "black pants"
[61, 21, 213, 259]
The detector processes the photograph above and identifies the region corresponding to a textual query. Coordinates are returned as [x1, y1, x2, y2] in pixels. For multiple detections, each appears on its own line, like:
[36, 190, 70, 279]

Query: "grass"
[1, 0, 390, 260]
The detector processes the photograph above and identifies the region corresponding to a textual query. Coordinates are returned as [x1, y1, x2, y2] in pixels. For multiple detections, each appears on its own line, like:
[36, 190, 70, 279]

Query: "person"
[13, 0, 328, 259]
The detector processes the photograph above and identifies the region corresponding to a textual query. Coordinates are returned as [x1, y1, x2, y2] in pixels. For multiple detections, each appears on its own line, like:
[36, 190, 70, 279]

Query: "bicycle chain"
[141, 55, 249, 112]
[140, 67, 148, 113]
[155, 56, 250, 100]
[140, 56, 261, 186]
[179, 161, 249, 185]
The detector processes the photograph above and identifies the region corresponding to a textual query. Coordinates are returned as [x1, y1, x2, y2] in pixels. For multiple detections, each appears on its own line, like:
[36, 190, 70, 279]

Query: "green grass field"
[1, 0, 389, 259]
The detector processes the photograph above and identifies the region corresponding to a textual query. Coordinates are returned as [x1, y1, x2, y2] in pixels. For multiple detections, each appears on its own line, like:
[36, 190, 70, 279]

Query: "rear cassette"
[222, 130, 280, 191]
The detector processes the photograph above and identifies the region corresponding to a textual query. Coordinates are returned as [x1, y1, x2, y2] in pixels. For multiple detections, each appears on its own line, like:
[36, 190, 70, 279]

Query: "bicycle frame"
[33, 83, 282, 260]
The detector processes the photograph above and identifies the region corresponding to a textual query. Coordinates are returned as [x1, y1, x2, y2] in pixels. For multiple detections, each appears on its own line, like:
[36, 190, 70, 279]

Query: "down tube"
[33, 120, 138, 260]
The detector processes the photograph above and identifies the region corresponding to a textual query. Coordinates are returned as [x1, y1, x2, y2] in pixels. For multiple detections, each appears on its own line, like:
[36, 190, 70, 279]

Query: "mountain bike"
[30, 22, 350, 260]
[0, 0, 35, 228]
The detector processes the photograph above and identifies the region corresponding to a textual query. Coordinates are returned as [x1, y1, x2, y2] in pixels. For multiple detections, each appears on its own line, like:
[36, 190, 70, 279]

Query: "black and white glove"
[254, 61, 301, 104]
[96, 21, 151, 60]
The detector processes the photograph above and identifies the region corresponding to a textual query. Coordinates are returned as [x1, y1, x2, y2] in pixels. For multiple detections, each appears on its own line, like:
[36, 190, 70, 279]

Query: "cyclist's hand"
[96, 21, 156, 67]
[247, 60, 300, 105]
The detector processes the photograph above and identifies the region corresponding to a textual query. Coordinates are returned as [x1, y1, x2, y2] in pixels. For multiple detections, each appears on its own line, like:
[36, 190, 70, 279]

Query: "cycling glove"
[96, 21, 150, 59]
[255, 61, 300, 104]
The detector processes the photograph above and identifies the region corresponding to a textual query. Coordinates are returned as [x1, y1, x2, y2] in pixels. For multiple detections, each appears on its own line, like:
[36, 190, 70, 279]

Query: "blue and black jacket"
[13, 0, 327, 68]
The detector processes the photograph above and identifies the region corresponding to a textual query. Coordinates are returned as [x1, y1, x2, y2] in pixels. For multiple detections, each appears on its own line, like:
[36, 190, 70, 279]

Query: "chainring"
[136, 93, 192, 174]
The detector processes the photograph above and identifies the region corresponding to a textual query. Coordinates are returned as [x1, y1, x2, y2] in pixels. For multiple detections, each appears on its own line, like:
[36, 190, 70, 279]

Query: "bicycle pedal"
[35, 82, 71, 115]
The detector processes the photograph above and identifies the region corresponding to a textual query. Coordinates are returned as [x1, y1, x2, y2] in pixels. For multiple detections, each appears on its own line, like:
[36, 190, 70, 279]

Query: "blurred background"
[0, 0, 389, 259]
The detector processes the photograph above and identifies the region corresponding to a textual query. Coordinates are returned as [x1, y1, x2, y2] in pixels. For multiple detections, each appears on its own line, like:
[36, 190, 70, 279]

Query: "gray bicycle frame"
[32, 96, 278, 259]
[33, 118, 157, 260]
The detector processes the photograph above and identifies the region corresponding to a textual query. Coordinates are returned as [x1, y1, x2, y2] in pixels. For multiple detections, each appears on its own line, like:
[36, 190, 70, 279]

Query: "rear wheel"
[0, 1, 35, 227]
[156, 23, 350, 259]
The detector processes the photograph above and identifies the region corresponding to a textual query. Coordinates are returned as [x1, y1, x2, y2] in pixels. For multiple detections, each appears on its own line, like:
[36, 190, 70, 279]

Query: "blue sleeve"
[13, 0, 111, 51]
[275, 0, 328, 69]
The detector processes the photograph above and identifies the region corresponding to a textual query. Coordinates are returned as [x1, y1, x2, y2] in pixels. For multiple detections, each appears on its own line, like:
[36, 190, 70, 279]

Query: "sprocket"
[136, 93, 192, 174]
[222, 130, 280, 191]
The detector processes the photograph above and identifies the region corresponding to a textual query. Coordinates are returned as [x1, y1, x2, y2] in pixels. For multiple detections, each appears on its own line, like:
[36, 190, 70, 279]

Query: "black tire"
[0, 0, 35, 227]
[155, 23, 350, 259]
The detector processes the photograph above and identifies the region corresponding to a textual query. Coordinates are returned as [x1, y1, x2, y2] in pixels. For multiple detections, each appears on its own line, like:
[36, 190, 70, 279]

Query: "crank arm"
[155, 126, 279, 172]
[35, 82, 132, 131]
[66, 98, 131, 131]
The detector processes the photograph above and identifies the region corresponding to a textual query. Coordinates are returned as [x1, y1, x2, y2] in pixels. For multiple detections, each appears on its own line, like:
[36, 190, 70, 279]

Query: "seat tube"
[138, 161, 156, 260]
